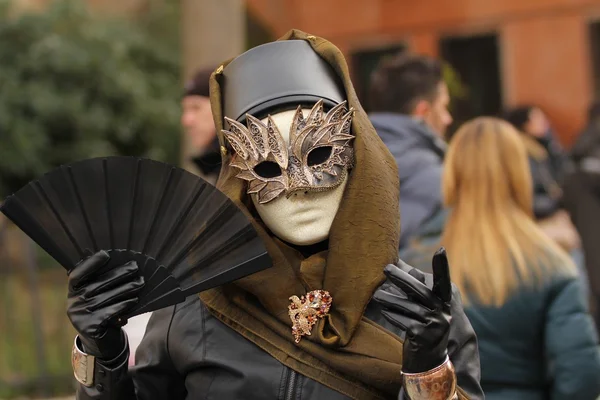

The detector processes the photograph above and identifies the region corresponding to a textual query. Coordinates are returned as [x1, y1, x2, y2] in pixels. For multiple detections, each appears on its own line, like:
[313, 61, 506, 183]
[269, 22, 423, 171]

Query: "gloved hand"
[373, 248, 452, 373]
[67, 250, 144, 360]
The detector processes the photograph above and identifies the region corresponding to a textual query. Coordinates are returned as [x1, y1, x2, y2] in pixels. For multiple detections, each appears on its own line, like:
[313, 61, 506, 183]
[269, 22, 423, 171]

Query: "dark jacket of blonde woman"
[401, 117, 600, 400]
[401, 210, 600, 400]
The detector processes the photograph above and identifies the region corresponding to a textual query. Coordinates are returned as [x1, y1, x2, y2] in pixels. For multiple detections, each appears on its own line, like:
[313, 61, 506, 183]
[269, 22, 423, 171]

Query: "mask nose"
[286, 188, 311, 198]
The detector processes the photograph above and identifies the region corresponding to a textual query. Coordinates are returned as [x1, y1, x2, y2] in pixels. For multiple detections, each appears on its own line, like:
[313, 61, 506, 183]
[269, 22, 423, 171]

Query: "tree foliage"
[0, 0, 182, 197]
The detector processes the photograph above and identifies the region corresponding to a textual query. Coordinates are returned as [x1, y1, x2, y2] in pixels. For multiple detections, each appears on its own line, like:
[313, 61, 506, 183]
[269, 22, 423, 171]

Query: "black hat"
[221, 40, 346, 123]
[184, 66, 216, 98]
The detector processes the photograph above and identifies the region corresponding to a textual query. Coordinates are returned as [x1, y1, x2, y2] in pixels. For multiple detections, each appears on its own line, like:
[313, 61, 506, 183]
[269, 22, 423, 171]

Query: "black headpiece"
[221, 40, 346, 123]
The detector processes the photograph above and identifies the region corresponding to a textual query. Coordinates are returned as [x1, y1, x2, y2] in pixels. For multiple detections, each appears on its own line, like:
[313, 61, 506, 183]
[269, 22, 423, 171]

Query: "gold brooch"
[288, 290, 332, 344]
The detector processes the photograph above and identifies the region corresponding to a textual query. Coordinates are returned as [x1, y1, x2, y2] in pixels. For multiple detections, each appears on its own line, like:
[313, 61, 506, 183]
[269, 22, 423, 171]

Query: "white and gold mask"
[222, 100, 355, 204]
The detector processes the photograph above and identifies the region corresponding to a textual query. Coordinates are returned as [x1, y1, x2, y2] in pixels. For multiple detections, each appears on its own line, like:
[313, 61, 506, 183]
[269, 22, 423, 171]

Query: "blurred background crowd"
[2, 0, 600, 399]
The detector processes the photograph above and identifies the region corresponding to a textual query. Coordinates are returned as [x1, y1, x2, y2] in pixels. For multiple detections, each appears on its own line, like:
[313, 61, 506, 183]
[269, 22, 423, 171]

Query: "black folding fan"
[0, 156, 272, 320]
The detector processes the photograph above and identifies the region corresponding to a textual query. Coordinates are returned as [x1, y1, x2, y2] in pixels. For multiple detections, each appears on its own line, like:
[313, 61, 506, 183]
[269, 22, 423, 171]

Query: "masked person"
[67, 31, 483, 400]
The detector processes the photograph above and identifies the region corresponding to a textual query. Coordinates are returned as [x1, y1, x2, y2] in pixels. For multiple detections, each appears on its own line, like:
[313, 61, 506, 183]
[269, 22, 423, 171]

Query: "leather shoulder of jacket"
[173, 295, 205, 318]
[169, 296, 205, 334]
[139, 297, 204, 352]
[165, 296, 207, 353]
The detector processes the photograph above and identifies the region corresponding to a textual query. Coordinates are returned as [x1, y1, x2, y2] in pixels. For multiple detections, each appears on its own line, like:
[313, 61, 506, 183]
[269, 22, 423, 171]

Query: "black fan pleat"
[0, 156, 272, 321]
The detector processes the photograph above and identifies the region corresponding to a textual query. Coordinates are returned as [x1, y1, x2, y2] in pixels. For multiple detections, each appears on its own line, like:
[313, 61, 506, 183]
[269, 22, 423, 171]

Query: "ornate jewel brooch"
[288, 289, 332, 344]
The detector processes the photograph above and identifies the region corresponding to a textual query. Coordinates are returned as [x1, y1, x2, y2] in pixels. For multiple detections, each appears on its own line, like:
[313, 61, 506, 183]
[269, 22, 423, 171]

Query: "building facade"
[248, 0, 600, 145]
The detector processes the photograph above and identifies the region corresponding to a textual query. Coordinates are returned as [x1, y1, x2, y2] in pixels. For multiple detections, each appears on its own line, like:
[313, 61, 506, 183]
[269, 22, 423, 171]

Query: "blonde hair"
[441, 117, 575, 306]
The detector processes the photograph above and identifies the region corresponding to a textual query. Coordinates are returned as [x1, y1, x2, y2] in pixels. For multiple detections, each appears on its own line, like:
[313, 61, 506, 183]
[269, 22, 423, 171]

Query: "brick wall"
[248, 0, 600, 145]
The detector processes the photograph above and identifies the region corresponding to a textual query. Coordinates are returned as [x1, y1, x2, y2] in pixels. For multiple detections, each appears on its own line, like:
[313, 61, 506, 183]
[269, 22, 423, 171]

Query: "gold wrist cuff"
[72, 336, 95, 387]
[402, 356, 458, 400]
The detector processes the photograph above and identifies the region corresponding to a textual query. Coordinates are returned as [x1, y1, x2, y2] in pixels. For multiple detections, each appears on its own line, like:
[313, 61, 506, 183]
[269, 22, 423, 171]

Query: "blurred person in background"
[502, 105, 572, 219]
[181, 65, 221, 184]
[368, 52, 452, 249]
[401, 117, 600, 400]
[563, 101, 600, 331]
[501, 105, 585, 295]
[501, 106, 573, 228]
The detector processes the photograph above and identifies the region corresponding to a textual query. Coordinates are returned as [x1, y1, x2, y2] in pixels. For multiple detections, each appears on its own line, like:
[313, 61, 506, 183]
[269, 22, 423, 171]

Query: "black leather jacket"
[76, 284, 483, 400]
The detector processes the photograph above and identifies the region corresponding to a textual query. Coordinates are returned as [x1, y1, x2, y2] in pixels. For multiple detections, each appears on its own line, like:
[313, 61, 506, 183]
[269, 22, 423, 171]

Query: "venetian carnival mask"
[222, 100, 355, 245]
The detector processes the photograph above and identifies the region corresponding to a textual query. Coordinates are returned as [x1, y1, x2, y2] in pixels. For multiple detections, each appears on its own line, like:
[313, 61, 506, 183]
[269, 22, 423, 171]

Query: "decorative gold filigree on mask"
[222, 100, 355, 204]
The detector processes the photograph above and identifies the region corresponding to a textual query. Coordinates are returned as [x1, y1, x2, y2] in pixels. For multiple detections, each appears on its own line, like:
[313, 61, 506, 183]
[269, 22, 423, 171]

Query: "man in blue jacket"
[368, 53, 452, 249]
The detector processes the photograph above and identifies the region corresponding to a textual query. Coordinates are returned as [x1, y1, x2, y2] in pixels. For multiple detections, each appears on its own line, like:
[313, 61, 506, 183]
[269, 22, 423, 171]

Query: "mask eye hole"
[253, 161, 282, 178]
[307, 146, 333, 167]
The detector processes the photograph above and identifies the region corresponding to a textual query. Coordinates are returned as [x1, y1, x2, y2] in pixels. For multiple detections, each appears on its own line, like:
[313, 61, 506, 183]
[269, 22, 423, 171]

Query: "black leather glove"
[373, 248, 452, 374]
[67, 250, 144, 360]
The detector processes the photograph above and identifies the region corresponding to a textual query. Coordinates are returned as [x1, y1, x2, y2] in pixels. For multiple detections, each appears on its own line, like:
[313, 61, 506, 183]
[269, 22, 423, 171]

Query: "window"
[440, 33, 503, 138]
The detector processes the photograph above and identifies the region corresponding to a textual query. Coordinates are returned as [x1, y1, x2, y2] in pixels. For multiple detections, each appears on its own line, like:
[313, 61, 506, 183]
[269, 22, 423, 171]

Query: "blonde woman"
[401, 117, 600, 400]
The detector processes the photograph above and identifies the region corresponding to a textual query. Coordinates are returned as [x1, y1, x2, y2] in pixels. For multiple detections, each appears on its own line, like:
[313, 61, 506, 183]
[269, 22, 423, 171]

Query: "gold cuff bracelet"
[71, 335, 95, 387]
[401, 356, 458, 400]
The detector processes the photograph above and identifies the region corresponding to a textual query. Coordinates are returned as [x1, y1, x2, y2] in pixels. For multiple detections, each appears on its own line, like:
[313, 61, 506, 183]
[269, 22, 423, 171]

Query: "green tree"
[0, 0, 182, 198]
[443, 61, 469, 113]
